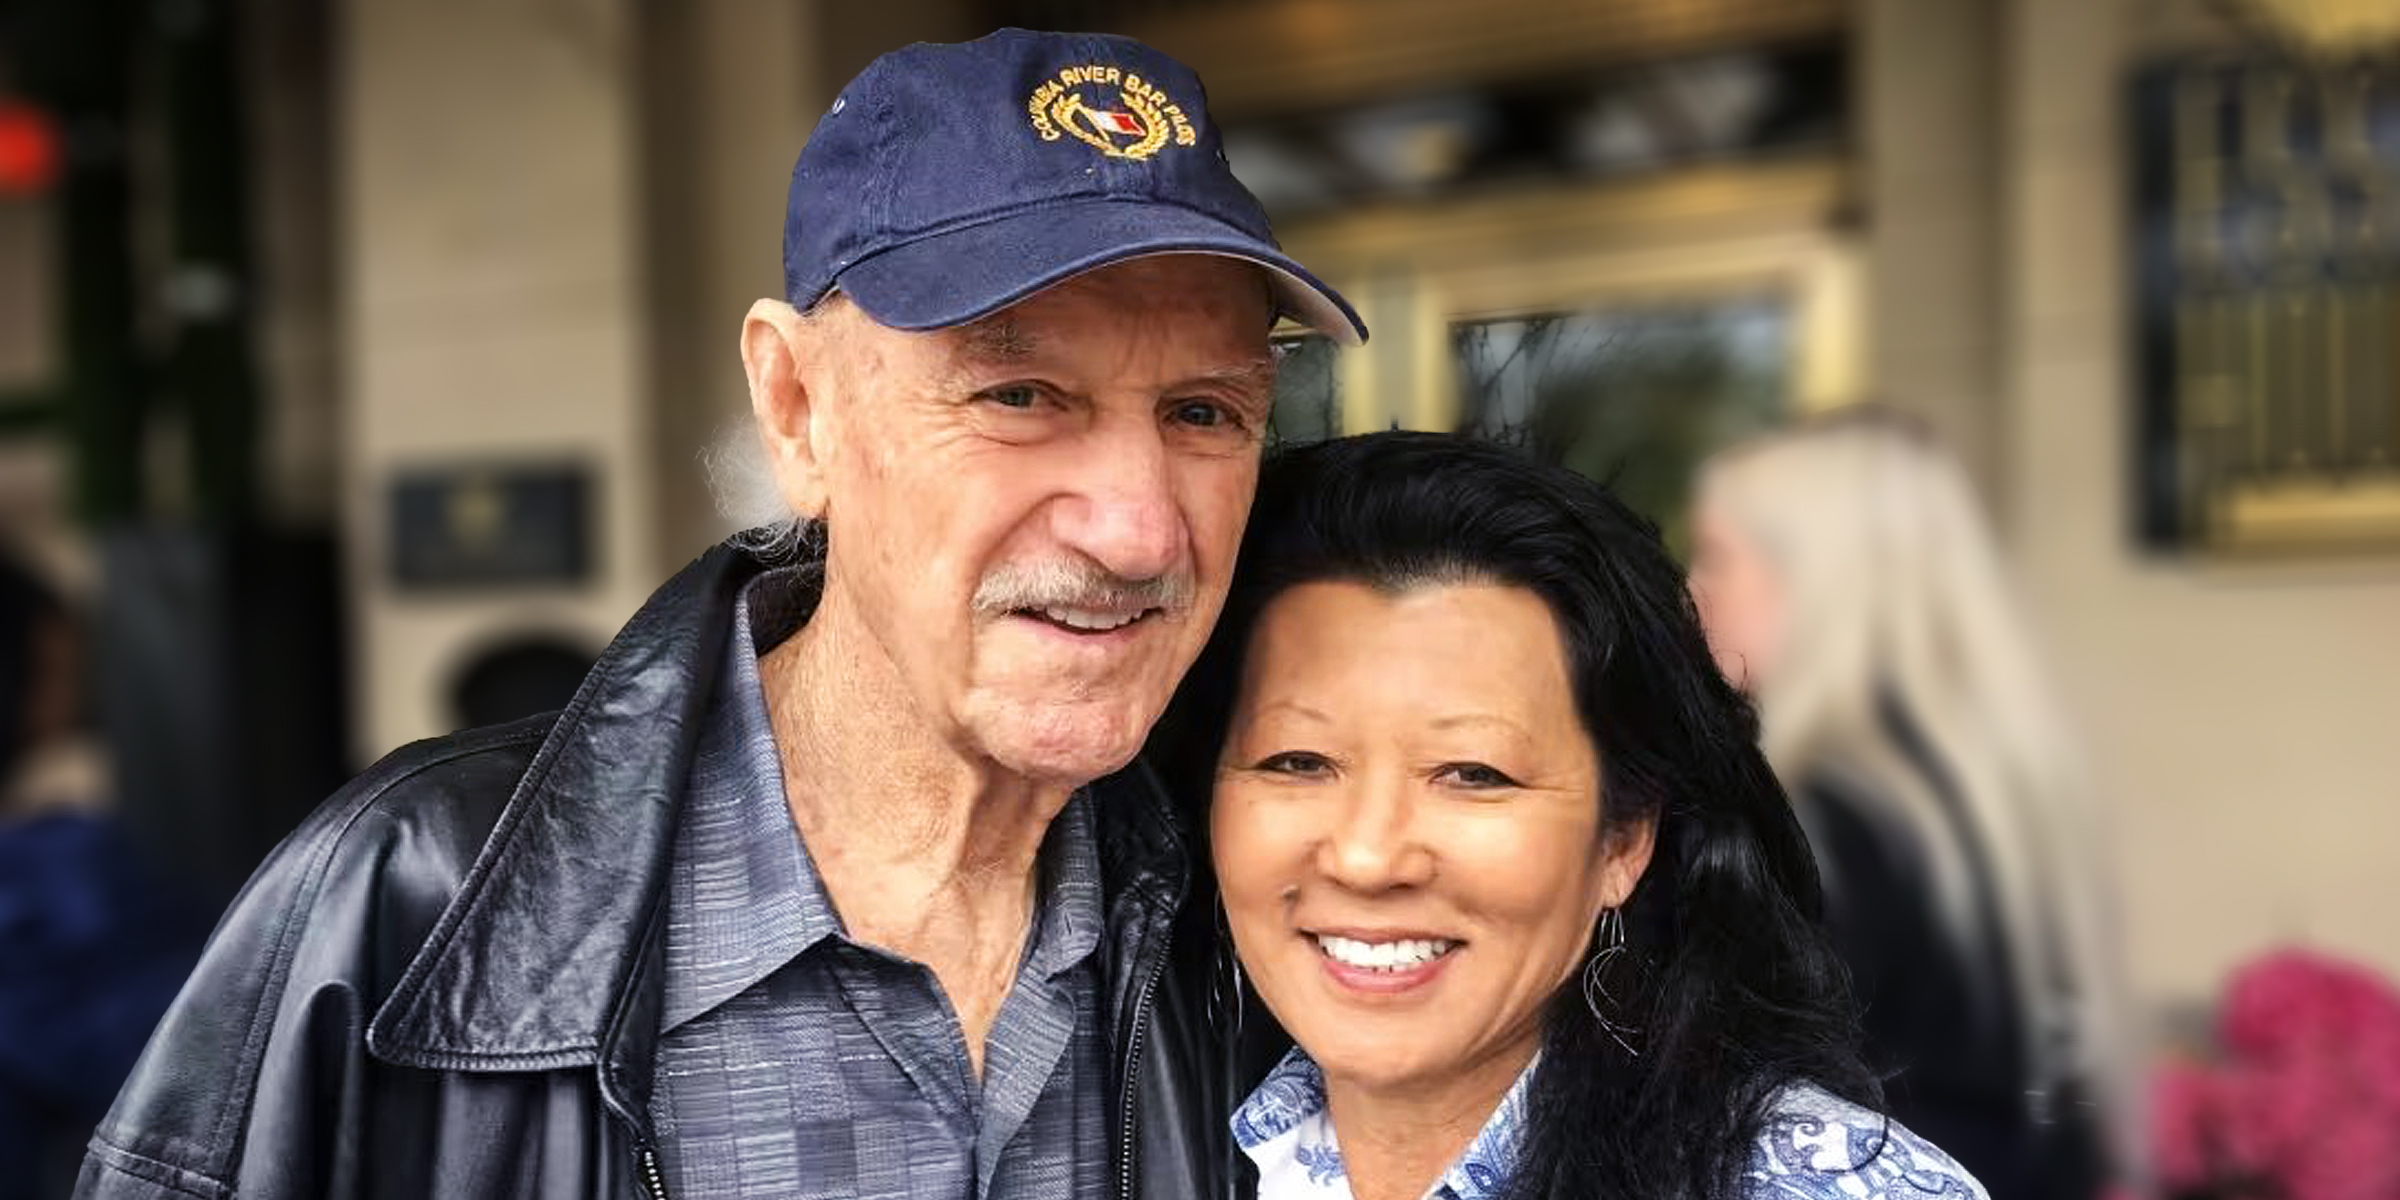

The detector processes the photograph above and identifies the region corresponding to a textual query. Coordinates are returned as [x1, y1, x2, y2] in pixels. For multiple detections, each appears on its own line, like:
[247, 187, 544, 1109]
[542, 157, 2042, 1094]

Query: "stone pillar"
[639, 0, 819, 566]
[1860, 0, 2006, 504]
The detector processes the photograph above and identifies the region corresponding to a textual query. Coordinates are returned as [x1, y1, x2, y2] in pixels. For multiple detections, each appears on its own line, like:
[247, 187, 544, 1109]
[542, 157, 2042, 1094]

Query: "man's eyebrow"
[1183, 355, 1280, 391]
[958, 318, 1036, 363]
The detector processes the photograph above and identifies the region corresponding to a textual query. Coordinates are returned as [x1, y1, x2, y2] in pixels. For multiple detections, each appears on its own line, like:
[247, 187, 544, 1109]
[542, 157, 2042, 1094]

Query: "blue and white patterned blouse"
[1231, 1049, 1989, 1200]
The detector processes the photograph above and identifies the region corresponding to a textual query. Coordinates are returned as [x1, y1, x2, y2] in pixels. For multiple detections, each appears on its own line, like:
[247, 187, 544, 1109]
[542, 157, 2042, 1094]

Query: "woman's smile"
[1304, 928, 1465, 995]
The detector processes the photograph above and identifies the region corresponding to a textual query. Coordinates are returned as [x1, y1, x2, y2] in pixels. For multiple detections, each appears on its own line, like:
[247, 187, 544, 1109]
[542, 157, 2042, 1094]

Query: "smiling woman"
[1213, 577, 1634, 1109]
[1163, 432, 1992, 1200]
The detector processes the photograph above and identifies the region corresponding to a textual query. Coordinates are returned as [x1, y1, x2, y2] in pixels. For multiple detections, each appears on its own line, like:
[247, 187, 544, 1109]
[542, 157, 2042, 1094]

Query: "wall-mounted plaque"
[2132, 53, 2400, 555]
[387, 461, 592, 589]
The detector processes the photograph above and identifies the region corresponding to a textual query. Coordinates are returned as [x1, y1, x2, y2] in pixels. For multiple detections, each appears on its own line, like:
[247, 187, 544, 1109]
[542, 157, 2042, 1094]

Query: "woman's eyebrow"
[1426, 712, 1529, 735]
[1253, 698, 1334, 725]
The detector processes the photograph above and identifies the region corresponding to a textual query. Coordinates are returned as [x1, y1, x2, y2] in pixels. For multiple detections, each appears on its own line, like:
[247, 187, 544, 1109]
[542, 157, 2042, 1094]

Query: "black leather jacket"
[75, 543, 1234, 1200]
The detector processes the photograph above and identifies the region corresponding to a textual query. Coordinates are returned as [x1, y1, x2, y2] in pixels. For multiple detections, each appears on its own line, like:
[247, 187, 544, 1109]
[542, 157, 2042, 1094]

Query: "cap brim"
[828, 199, 1366, 346]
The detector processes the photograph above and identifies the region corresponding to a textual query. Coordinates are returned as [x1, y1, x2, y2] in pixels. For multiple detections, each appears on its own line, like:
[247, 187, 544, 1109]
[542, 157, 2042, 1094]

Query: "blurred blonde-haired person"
[1687, 407, 2135, 1200]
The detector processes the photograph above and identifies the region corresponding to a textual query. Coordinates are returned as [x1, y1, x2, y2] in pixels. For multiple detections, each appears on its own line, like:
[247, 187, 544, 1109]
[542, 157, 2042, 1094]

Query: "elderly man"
[77, 29, 1361, 1200]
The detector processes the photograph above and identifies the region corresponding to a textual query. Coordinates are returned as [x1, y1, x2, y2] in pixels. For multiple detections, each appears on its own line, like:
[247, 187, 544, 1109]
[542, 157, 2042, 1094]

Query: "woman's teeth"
[1314, 934, 1457, 971]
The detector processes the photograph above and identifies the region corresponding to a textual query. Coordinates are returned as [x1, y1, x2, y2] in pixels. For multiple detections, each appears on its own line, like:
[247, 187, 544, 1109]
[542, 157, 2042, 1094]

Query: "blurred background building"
[0, 0, 2396, 1155]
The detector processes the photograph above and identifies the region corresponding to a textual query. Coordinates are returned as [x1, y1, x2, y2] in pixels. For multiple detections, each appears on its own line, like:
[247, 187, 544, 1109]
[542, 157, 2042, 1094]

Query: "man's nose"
[1052, 413, 1185, 583]
[1313, 775, 1436, 893]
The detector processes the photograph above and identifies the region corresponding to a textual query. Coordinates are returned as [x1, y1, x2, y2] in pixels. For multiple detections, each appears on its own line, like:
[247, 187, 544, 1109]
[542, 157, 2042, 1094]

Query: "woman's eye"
[1254, 751, 1332, 776]
[1438, 762, 1520, 789]
[980, 384, 1042, 410]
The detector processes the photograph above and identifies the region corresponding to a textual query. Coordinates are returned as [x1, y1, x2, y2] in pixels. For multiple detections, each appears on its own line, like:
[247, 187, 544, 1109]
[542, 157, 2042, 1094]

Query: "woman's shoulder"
[1740, 1081, 1989, 1200]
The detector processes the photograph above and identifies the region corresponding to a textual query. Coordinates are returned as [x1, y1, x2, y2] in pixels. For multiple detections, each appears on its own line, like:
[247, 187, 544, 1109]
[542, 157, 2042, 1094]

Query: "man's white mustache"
[972, 560, 1195, 616]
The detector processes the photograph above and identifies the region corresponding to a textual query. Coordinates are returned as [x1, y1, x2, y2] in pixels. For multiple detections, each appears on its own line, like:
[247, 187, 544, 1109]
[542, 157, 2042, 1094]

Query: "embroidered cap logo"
[1026, 63, 1198, 161]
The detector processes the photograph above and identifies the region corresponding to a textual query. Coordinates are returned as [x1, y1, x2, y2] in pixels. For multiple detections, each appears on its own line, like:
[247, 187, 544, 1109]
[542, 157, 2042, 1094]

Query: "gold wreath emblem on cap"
[1027, 64, 1199, 162]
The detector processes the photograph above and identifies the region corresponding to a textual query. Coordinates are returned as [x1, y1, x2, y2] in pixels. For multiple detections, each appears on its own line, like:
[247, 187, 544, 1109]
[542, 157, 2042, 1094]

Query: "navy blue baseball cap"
[784, 28, 1366, 345]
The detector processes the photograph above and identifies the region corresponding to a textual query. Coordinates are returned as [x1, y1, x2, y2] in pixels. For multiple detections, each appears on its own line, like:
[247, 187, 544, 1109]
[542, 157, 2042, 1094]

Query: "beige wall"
[1862, 0, 2400, 1008]
[339, 0, 661, 760]
[2004, 0, 2400, 1005]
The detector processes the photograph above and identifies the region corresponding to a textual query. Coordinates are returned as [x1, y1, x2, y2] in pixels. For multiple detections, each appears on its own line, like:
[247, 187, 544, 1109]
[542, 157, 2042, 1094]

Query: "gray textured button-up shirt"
[647, 571, 1112, 1198]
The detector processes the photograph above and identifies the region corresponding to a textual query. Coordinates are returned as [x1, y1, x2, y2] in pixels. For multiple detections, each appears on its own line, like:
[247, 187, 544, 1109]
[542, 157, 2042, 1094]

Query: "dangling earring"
[1581, 906, 1642, 1059]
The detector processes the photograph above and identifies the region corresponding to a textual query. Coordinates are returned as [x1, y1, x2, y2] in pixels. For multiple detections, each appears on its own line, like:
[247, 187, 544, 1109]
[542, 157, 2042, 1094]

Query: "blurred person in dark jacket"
[1686, 407, 2136, 1200]
[0, 554, 204, 1200]
[76, 29, 1364, 1200]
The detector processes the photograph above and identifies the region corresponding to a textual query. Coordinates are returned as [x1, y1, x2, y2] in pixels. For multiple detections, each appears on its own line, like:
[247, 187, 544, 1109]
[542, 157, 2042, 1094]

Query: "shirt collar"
[1232, 1047, 1536, 1200]
[657, 566, 1108, 1034]
[657, 568, 844, 1034]
[1025, 786, 1105, 982]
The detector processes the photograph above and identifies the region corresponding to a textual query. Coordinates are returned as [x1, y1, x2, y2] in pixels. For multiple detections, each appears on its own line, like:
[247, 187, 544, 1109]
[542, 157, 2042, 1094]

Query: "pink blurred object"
[2151, 950, 2400, 1200]
[2220, 950, 2400, 1063]
[2150, 1060, 2223, 1187]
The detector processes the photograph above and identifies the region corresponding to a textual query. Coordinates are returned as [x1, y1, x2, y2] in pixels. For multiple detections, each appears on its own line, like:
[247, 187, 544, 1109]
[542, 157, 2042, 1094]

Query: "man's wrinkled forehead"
[947, 310, 1281, 397]
[947, 257, 1277, 345]
[940, 265, 1276, 367]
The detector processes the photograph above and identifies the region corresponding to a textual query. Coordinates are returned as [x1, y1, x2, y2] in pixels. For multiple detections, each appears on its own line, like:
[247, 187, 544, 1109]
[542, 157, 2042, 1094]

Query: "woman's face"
[1211, 579, 1653, 1095]
[1686, 499, 1783, 693]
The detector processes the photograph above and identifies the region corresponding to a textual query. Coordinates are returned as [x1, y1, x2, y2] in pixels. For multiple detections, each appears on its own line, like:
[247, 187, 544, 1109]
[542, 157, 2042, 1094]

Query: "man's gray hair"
[702, 419, 818, 561]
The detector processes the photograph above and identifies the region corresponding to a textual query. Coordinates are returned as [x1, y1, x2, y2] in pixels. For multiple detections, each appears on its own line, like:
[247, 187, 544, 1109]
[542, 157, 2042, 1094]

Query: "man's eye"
[1171, 400, 1236, 429]
[980, 384, 1041, 409]
[1438, 762, 1520, 789]
[1254, 751, 1332, 776]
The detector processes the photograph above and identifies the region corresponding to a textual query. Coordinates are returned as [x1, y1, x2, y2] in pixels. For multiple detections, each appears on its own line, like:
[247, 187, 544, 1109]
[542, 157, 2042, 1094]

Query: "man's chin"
[969, 704, 1155, 789]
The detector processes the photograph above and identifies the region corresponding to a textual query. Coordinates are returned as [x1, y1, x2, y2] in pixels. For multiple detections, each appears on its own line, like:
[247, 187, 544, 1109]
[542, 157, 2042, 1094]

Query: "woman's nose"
[1312, 778, 1436, 892]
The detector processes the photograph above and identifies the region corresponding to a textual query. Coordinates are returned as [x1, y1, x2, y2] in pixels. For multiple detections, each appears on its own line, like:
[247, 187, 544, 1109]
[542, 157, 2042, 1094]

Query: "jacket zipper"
[636, 1144, 672, 1200]
[1114, 930, 1171, 1200]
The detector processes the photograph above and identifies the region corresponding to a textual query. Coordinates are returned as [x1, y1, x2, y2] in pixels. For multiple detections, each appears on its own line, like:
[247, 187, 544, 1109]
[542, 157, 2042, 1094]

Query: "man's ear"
[742, 298, 831, 521]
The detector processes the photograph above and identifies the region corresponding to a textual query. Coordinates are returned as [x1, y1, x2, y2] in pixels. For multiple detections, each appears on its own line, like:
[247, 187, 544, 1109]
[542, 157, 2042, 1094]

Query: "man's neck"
[1321, 1041, 1534, 1200]
[756, 585, 1075, 1072]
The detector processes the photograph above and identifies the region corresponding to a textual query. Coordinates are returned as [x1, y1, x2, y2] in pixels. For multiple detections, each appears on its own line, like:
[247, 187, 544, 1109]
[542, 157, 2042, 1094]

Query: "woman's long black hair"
[1164, 432, 1880, 1200]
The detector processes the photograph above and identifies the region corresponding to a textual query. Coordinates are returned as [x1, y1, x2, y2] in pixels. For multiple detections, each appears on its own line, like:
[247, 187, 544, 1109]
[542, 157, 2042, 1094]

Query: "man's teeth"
[1314, 934, 1457, 971]
[1037, 606, 1143, 632]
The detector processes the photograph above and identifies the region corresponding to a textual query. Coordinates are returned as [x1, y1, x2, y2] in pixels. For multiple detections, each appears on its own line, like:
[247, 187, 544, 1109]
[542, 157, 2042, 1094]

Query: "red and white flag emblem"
[1089, 109, 1144, 136]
